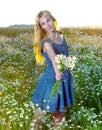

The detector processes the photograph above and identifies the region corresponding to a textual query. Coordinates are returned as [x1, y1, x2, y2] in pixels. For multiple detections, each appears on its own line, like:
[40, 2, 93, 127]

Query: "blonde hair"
[34, 10, 61, 65]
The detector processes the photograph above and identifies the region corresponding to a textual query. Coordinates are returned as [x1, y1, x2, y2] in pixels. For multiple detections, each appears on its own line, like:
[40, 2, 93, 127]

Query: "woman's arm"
[43, 42, 63, 80]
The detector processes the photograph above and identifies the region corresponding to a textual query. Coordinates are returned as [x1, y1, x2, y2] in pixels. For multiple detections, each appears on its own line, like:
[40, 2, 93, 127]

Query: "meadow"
[0, 27, 102, 130]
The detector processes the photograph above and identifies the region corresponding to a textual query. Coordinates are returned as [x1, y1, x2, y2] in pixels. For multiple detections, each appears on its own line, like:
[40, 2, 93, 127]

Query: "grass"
[0, 28, 102, 130]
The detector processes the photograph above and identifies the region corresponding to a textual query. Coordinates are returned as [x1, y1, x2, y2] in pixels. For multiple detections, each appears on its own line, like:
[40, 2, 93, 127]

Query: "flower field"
[0, 28, 102, 130]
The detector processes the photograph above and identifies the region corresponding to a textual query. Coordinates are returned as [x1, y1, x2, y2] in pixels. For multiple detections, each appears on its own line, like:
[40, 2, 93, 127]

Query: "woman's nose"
[46, 22, 50, 27]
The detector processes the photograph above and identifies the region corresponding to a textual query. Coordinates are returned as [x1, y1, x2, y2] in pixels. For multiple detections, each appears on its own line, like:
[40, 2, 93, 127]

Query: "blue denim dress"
[32, 38, 75, 112]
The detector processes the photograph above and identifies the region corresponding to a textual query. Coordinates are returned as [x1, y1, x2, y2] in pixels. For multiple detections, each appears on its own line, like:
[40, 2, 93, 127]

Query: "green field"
[0, 28, 102, 130]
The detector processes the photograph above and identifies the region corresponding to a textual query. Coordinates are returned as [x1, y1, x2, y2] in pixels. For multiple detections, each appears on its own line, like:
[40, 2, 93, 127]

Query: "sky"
[0, 0, 102, 27]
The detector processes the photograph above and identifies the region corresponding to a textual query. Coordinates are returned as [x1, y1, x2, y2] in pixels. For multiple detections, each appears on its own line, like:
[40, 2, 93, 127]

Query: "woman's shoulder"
[40, 38, 52, 52]
[41, 38, 52, 49]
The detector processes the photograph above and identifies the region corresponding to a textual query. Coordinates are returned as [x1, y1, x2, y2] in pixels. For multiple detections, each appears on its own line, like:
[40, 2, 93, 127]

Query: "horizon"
[1, 24, 102, 29]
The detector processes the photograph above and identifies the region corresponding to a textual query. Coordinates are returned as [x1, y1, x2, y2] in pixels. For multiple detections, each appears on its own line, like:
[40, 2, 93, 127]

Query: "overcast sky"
[0, 0, 102, 27]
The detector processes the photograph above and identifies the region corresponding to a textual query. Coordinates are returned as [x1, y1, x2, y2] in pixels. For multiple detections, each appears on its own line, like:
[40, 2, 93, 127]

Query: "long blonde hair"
[34, 10, 61, 65]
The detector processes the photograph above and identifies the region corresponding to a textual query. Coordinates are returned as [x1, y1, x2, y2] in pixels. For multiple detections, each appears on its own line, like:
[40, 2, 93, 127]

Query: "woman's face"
[39, 15, 55, 33]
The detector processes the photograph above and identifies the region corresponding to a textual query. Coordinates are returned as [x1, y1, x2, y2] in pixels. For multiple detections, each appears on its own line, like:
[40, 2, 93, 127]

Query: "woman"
[32, 10, 75, 129]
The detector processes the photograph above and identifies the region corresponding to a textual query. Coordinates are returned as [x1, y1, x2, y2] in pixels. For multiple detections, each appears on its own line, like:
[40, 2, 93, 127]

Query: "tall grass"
[0, 28, 102, 130]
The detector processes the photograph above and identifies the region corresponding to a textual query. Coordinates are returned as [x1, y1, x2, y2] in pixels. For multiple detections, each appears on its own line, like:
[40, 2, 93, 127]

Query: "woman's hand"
[56, 72, 63, 80]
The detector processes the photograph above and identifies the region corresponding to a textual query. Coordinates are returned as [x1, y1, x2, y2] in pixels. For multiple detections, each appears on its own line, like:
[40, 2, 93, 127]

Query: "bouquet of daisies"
[50, 54, 77, 97]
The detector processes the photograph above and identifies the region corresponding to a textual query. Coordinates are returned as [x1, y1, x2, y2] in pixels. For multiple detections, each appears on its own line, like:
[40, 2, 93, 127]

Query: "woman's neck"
[47, 31, 63, 44]
[48, 31, 59, 38]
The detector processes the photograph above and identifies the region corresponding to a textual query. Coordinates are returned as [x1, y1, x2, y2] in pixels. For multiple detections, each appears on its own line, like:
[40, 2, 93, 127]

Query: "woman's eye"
[47, 19, 51, 22]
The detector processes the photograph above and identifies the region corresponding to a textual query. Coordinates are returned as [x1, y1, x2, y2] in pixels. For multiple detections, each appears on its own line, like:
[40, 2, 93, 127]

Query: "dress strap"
[41, 39, 51, 47]
[40, 39, 52, 52]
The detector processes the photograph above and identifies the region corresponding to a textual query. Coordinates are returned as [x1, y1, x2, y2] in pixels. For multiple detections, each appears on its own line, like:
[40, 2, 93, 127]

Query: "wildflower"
[51, 54, 77, 97]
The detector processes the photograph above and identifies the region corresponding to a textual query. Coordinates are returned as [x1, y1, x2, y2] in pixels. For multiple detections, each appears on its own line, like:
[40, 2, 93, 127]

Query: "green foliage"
[0, 32, 36, 130]
[62, 27, 102, 36]
[0, 28, 102, 130]
[0, 28, 34, 37]
[73, 45, 102, 110]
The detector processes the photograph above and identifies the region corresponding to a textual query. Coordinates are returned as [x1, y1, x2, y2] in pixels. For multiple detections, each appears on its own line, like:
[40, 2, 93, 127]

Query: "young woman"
[32, 10, 75, 129]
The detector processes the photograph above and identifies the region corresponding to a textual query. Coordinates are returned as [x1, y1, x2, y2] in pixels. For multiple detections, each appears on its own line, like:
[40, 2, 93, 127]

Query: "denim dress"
[32, 38, 75, 112]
